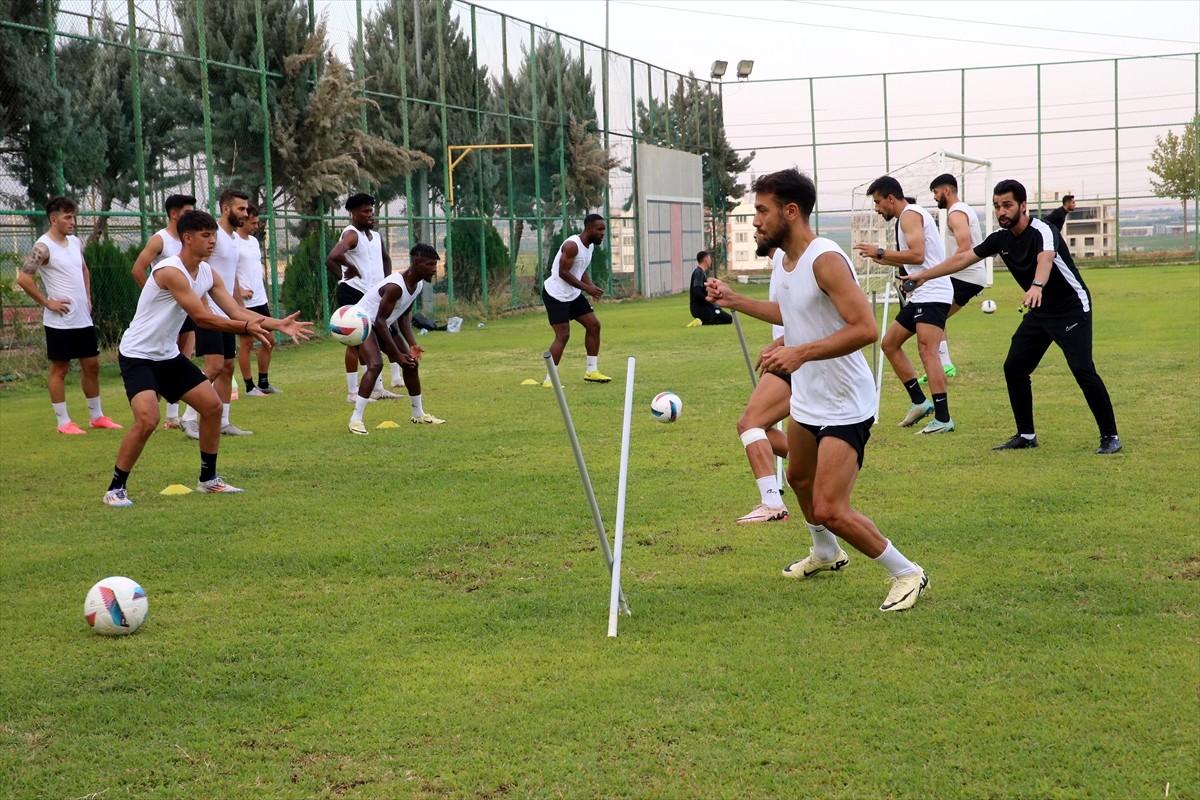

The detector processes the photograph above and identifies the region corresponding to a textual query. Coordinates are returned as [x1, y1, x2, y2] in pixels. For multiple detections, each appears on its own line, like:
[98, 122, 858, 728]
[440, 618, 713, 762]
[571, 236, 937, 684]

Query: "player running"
[539, 214, 612, 386]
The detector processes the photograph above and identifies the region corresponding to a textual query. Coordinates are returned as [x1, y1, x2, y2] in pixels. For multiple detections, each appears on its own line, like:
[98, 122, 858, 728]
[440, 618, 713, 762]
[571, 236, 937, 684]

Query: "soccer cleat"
[917, 364, 957, 385]
[897, 400, 934, 427]
[993, 433, 1038, 450]
[220, 423, 254, 436]
[246, 387, 268, 397]
[1096, 435, 1123, 455]
[347, 393, 377, 404]
[103, 488, 134, 507]
[348, 419, 369, 435]
[736, 503, 789, 524]
[782, 548, 850, 579]
[583, 370, 612, 383]
[163, 417, 182, 431]
[89, 416, 124, 430]
[917, 418, 955, 435]
[182, 419, 200, 440]
[542, 379, 553, 388]
[260, 385, 284, 394]
[371, 387, 404, 400]
[411, 412, 445, 425]
[686, 318, 702, 328]
[390, 378, 405, 389]
[196, 476, 244, 493]
[57, 421, 86, 435]
[880, 568, 929, 612]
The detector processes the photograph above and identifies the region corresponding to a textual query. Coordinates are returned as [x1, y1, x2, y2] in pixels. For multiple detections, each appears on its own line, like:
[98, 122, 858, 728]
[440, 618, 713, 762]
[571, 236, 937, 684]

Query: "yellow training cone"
[520, 378, 540, 386]
[375, 420, 400, 429]
[160, 484, 193, 495]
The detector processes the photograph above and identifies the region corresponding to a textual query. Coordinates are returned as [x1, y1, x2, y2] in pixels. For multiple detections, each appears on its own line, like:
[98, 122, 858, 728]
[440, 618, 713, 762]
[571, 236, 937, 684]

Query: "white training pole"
[608, 357, 636, 637]
[731, 311, 758, 389]
[873, 281, 892, 423]
[544, 352, 630, 616]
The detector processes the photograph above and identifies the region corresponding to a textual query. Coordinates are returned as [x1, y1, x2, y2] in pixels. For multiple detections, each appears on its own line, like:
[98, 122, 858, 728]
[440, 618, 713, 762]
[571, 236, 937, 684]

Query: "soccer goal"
[849, 150, 993, 419]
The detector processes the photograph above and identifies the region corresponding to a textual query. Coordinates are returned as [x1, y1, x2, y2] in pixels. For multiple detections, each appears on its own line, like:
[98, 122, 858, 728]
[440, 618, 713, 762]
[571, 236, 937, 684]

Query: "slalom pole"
[544, 352, 630, 617]
[731, 311, 758, 389]
[608, 356, 635, 637]
[873, 280, 892, 423]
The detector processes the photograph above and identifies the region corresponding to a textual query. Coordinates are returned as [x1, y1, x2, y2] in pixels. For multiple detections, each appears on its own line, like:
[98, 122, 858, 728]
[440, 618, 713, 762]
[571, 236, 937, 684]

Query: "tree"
[1148, 114, 1200, 248]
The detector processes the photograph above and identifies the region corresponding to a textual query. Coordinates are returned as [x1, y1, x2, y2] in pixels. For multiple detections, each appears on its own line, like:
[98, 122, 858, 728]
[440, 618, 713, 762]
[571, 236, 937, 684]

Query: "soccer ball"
[84, 576, 148, 636]
[651, 391, 682, 423]
[329, 305, 371, 346]
[981, 299, 997, 314]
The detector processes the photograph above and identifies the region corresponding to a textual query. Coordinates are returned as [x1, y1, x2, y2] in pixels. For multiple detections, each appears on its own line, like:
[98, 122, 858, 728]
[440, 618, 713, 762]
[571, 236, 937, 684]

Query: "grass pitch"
[1, 265, 1197, 799]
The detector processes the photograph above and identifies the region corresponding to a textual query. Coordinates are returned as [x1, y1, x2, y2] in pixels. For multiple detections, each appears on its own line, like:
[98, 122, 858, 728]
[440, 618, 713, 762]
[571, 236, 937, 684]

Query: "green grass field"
[2, 265, 1197, 799]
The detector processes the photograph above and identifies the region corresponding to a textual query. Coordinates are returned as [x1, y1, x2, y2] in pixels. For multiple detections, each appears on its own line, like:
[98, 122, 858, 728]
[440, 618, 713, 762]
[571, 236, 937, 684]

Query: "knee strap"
[740, 428, 769, 448]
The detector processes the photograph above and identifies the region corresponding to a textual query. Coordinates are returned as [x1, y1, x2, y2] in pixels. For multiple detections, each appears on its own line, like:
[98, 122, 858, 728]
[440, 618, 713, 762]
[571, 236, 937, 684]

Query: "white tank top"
[206, 225, 241, 319]
[945, 200, 987, 287]
[339, 224, 385, 293]
[544, 235, 594, 302]
[149, 227, 182, 269]
[775, 238, 877, 426]
[897, 204, 953, 305]
[236, 234, 268, 307]
[358, 273, 422, 329]
[767, 249, 785, 342]
[35, 233, 92, 329]
[120, 257, 214, 360]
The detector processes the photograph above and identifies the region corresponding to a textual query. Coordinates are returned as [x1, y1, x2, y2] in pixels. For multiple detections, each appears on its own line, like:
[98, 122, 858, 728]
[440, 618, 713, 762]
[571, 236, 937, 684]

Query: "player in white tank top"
[346, 244, 443, 434]
[706, 168, 928, 613]
[537, 215, 611, 386]
[235, 207, 284, 396]
[853, 178, 955, 435]
[930, 175, 989, 382]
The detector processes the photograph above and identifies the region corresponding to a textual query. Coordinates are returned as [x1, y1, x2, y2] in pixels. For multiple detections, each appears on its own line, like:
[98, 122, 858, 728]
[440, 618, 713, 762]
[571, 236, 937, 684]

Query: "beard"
[755, 241, 771, 258]
[936, 197, 949, 209]
[226, 211, 244, 229]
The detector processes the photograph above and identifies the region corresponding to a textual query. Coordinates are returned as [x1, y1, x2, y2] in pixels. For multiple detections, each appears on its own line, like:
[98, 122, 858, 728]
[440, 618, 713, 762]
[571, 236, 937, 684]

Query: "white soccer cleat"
[783, 548, 850, 579]
[182, 419, 200, 440]
[880, 568, 929, 612]
[411, 412, 445, 425]
[163, 417, 182, 431]
[220, 423, 254, 436]
[736, 503, 789, 524]
[246, 386, 268, 397]
[348, 419, 369, 435]
[196, 476, 245, 494]
[371, 387, 404, 400]
[347, 393, 376, 404]
[103, 488, 134, 508]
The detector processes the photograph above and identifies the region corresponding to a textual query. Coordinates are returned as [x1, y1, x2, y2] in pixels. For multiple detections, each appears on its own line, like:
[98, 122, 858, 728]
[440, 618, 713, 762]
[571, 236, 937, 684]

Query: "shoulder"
[341, 227, 359, 244]
[561, 239, 579, 255]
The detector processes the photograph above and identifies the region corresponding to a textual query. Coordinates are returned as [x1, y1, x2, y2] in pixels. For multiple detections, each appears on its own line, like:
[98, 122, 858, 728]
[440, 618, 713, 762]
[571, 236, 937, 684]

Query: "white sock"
[351, 394, 370, 422]
[51, 401, 71, 426]
[808, 522, 840, 561]
[86, 396, 103, 421]
[346, 372, 358, 394]
[166, 403, 180, 419]
[873, 540, 920, 578]
[182, 405, 198, 423]
[376, 376, 385, 393]
[221, 403, 231, 426]
[543, 374, 552, 384]
[1021, 433, 1036, 440]
[938, 339, 952, 367]
[391, 362, 402, 383]
[756, 476, 783, 508]
[410, 393, 424, 418]
[586, 355, 598, 372]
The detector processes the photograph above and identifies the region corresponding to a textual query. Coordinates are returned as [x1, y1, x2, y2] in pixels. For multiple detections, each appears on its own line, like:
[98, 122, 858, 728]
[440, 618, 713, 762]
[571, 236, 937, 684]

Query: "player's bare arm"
[759, 253, 876, 376]
[705, 277, 783, 325]
[325, 229, 360, 280]
[131, 233, 163, 288]
[15, 242, 70, 314]
[948, 209, 974, 256]
[370, 286, 416, 366]
[381, 241, 392, 274]
[398, 311, 421, 360]
[755, 335, 786, 371]
[82, 253, 92, 315]
[211, 275, 312, 343]
[1022, 250, 1055, 310]
[910, 249, 981, 287]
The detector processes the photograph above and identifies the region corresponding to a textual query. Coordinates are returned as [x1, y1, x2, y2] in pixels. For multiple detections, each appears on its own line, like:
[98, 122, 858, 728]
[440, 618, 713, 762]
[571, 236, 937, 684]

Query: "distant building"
[724, 198, 773, 271]
[1039, 190, 1117, 259]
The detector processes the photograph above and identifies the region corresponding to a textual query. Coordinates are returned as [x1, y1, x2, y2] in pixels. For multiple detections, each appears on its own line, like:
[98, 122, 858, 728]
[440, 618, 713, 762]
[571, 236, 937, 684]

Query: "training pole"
[731, 311, 758, 389]
[872, 283, 892, 423]
[608, 356, 635, 637]
[544, 352, 630, 617]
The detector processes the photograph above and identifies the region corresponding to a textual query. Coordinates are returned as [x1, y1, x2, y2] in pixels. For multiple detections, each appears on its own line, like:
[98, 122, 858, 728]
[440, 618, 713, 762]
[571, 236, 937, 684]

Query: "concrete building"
[1039, 189, 1118, 259]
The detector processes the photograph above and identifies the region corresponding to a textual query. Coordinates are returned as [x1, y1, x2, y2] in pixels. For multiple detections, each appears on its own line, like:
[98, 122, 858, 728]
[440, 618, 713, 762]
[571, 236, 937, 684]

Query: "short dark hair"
[904, 196, 917, 205]
[410, 242, 438, 262]
[165, 194, 197, 214]
[866, 175, 904, 200]
[1062, 194, 1075, 204]
[751, 168, 817, 217]
[929, 173, 957, 192]
[697, 250, 710, 263]
[45, 196, 76, 217]
[584, 213, 605, 228]
[346, 193, 375, 212]
[993, 179, 1027, 203]
[245, 204, 259, 218]
[219, 188, 249, 209]
[178, 209, 218, 237]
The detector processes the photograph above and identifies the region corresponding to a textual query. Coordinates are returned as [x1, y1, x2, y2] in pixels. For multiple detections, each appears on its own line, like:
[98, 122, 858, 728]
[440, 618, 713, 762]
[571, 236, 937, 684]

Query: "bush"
[446, 218, 511, 303]
[280, 226, 340, 327]
[85, 240, 141, 348]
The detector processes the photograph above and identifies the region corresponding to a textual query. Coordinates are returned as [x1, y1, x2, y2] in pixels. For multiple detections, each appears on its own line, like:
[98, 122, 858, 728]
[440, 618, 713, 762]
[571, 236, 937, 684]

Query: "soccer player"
[16, 196, 122, 434]
[687, 250, 732, 326]
[920, 173, 987, 383]
[908, 179, 1121, 455]
[104, 210, 312, 507]
[235, 205, 280, 396]
[707, 168, 928, 612]
[325, 193, 405, 402]
[1041, 194, 1075, 231]
[540, 214, 611, 386]
[132, 193, 197, 429]
[347, 244, 444, 435]
[853, 177, 956, 435]
[180, 189, 252, 438]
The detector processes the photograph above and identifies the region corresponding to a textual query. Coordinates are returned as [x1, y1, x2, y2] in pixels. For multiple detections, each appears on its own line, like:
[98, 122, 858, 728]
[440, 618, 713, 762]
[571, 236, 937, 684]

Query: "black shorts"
[950, 278, 985, 307]
[336, 283, 365, 308]
[763, 369, 792, 387]
[895, 301, 950, 333]
[45, 325, 99, 362]
[194, 326, 236, 359]
[542, 288, 594, 325]
[119, 352, 208, 404]
[246, 303, 272, 318]
[179, 316, 196, 335]
[798, 417, 873, 470]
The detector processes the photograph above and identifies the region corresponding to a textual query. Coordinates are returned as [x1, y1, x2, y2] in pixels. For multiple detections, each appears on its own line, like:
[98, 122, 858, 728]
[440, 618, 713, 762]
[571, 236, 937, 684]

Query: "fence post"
[555, 34, 568, 237]
[531, 26, 543, 295]
[45, 3, 64, 196]
[253, 0, 279, 319]
[126, 0, 148, 242]
[196, 0, 216, 210]
[501, 16, 518, 306]
[435, 0, 453, 309]
[1113, 59, 1120, 263]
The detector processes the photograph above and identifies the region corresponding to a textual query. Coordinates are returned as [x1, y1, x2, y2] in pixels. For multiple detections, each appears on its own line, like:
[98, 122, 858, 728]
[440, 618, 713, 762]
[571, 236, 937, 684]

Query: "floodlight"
[710, 60, 728, 79]
[736, 60, 754, 80]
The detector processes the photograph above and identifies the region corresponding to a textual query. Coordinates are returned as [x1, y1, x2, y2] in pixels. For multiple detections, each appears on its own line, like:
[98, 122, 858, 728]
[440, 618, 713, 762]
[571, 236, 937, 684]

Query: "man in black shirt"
[1041, 194, 1075, 231]
[910, 179, 1121, 454]
[689, 251, 732, 326]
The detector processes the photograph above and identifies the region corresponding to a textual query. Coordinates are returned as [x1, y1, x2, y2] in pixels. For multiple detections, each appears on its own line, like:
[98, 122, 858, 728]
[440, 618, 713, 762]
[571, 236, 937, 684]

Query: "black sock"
[258, 373, 269, 389]
[109, 466, 130, 492]
[904, 378, 926, 405]
[199, 451, 218, 483]
[932, 392, 950, 423]
[244, 377, 255, 394]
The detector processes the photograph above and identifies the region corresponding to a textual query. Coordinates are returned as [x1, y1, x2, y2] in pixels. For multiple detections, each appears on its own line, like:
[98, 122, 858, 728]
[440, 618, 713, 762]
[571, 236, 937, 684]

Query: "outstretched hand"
[276, 311, 315, 344]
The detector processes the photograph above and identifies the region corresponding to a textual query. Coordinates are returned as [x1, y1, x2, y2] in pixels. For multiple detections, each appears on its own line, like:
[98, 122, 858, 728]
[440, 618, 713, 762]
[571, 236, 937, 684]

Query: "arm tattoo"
[21, 243, 48, 274]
